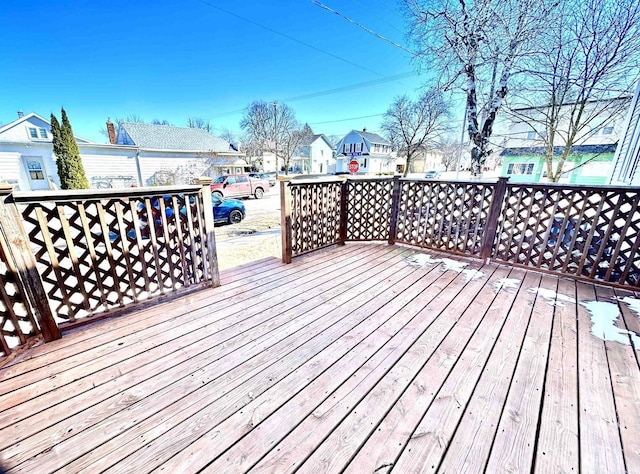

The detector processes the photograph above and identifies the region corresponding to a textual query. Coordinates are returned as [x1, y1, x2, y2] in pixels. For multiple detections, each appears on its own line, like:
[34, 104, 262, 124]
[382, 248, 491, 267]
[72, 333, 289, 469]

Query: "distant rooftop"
[119, 122, 233, 152]
[358, 130, 390, 145]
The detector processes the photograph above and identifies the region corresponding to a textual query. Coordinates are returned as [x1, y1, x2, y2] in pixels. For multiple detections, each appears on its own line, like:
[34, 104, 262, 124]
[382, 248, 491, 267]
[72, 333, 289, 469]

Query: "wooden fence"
[0, 182, 219, 361]
[280, 176, 640, 289]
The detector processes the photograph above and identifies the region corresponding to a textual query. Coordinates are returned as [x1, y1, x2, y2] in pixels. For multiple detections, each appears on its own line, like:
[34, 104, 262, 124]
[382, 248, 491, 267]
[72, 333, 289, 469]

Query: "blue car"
[212, 193, 245, 224]
[108, 193, 246, 242]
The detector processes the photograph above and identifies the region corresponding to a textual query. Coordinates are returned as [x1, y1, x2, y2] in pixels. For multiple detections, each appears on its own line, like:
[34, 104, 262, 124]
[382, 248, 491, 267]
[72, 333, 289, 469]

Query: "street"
[214, 184, 282, 270]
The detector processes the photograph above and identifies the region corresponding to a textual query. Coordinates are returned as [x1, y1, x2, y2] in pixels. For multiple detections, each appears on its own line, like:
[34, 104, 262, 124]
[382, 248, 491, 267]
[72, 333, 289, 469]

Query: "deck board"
[0, 243, 638, 474]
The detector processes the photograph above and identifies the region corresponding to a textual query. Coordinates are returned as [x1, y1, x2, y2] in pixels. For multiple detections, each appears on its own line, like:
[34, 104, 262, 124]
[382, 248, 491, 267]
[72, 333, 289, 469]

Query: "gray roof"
[120, 122, 232, 152]
[299, 133, 332, 147]
[358, 130, 390, 145]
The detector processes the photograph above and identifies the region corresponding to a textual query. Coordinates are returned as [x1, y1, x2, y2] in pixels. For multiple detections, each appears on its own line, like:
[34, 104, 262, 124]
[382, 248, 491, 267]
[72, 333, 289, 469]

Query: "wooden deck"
[1, 243, 639, 473]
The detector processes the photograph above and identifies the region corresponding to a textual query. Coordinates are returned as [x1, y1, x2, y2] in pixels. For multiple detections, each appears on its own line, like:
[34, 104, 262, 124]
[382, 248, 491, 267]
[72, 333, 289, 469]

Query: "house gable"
[0, 112, 93, 144]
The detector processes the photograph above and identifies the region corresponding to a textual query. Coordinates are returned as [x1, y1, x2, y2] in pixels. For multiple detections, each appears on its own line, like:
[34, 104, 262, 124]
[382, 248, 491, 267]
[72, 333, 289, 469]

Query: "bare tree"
[506, 0, 640, 182]
[218, 127, 237, 145]
[437, 138, 464, 171]
[382, 88, 449, 177]
[402, 0, 556, 176]
[240, 101, 310, 174]
[187, 117, 211, 132]
[99, 113, 145, 138]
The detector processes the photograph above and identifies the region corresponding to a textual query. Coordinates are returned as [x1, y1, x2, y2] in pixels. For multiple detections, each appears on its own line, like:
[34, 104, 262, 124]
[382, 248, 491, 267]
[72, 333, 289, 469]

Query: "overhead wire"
[348, 0, 404, 34]
[309, 0, 418, 57]
[199, 0, 386, 77]
[207, 71, 420, 119]
[309, 113, 386, 125]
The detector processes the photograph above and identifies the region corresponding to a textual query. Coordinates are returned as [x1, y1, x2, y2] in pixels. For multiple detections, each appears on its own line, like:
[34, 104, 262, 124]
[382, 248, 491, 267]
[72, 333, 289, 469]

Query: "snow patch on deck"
[440, 258, 468, 273]
[529, 288, 576, 306]
[406, 254, 441, 267]
[406, 254, 469, 274]
[462, 269, 484, 282]
[616, 296, 640, 316]
[493, 278, 521, 293]
[580, 301, 640, 348]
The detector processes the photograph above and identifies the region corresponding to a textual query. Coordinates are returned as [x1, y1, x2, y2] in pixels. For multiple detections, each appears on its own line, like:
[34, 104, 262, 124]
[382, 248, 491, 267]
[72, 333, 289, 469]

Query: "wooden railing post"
[279, 176, 293, 263]
[388, 176, 401, 245]
[0, 186, 61, 342]
[195, 177, 220, 287]
[480, 177, 509, 261]
[339, 178, 348, 245]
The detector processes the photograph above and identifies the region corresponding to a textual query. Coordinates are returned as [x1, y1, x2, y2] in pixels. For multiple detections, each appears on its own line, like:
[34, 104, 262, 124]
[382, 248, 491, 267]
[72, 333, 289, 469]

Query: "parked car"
[425, 170, 441, 179]
[108, 193, 245, 242]
[211, 174, 269, 199]
[212, 193, 245, 224]
[249, 172, 276, 187]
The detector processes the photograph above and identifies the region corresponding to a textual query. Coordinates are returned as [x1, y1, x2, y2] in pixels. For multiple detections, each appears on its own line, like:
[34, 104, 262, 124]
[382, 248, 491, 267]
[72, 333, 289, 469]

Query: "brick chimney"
[106, 119, 117, 144]
[17, 110, 24, 118]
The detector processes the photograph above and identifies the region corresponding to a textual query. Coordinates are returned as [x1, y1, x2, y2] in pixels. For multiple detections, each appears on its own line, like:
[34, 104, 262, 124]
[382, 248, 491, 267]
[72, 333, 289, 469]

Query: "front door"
[22, 156, 50, 190]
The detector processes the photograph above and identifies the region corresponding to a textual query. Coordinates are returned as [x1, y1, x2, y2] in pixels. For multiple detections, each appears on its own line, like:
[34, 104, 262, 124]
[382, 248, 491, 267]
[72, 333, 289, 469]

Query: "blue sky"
[0, 0, 439, 143]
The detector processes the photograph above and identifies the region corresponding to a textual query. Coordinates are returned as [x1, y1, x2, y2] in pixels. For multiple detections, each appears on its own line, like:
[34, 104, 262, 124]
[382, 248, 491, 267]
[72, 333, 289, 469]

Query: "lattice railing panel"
[395, 180, 494, 256]
[493, 184, 640, 286]
[290, 181, 342, 256]
[17, 188, 213, 324]
[346, 179, 393, 241]
[0, 239, 40, 358]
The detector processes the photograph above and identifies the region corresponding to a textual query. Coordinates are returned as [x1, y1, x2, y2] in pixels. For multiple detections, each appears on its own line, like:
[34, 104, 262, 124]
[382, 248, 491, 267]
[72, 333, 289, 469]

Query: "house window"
[602, 126, 614, 135]
[507, 163, 535, 175]
[39, 128, 48, 138]
[356, 143, 362, 152]
[28, 127, 38, 138]
[589, 127, 601, 136]
[527, 131, 537, 139]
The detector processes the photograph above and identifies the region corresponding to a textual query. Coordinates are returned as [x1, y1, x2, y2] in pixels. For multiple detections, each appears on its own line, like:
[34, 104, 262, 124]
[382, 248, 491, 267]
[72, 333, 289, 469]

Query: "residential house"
[398, 145, 443, 174]
[334, 129, 404, 175]
[499, 98, 629, 184]
[290, 134, 335, 174]
[0, 113, 246, 191]
[109, 121, 247, 184]
[0, 112, 140, 191]
[608, 80, 640, 185]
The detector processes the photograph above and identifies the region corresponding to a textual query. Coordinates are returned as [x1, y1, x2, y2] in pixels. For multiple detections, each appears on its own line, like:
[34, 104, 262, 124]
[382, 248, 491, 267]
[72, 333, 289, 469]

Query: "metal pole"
[456, 106, 467, 180]
[272, 101, 278, 173]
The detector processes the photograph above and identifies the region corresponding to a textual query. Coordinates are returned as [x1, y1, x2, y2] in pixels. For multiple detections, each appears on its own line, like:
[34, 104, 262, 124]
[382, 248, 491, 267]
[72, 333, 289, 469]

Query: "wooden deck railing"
[280, 176, 640, 289]
[0, 181, 219, 361]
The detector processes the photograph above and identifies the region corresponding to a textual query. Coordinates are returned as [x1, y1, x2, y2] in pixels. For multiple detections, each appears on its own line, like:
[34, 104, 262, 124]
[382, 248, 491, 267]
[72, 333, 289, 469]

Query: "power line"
[309, 0, 417, 57]
[348, 0, 404, 34]
[309, 113, 385, 125]
[207, 71, 420, 119]
[280, 71, 419, 103]
[199, 0, 386, 77]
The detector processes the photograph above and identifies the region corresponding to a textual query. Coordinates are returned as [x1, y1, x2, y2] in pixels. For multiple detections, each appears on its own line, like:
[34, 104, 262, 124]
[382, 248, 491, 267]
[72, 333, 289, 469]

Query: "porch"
[1, 242, 639, 473]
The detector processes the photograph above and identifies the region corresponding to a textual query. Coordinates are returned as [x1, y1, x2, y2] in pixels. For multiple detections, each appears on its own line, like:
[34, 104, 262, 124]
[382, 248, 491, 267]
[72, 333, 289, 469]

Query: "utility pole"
[271, 101, 278, 173]
[456, 106, 467, 180]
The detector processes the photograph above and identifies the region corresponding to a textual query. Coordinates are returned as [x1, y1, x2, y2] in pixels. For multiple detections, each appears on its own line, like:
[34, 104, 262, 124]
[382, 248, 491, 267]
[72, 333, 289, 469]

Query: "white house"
[0, 112, 245, 191]
[608, 80, 640, 185]
[0, 112, 141, 191]
[334, 129, 404, 175]
[290, 134, 335, 174]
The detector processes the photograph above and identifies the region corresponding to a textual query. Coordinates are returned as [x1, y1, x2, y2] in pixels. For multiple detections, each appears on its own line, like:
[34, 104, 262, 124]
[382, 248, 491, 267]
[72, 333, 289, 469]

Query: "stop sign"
[348, 159, 360, 173]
